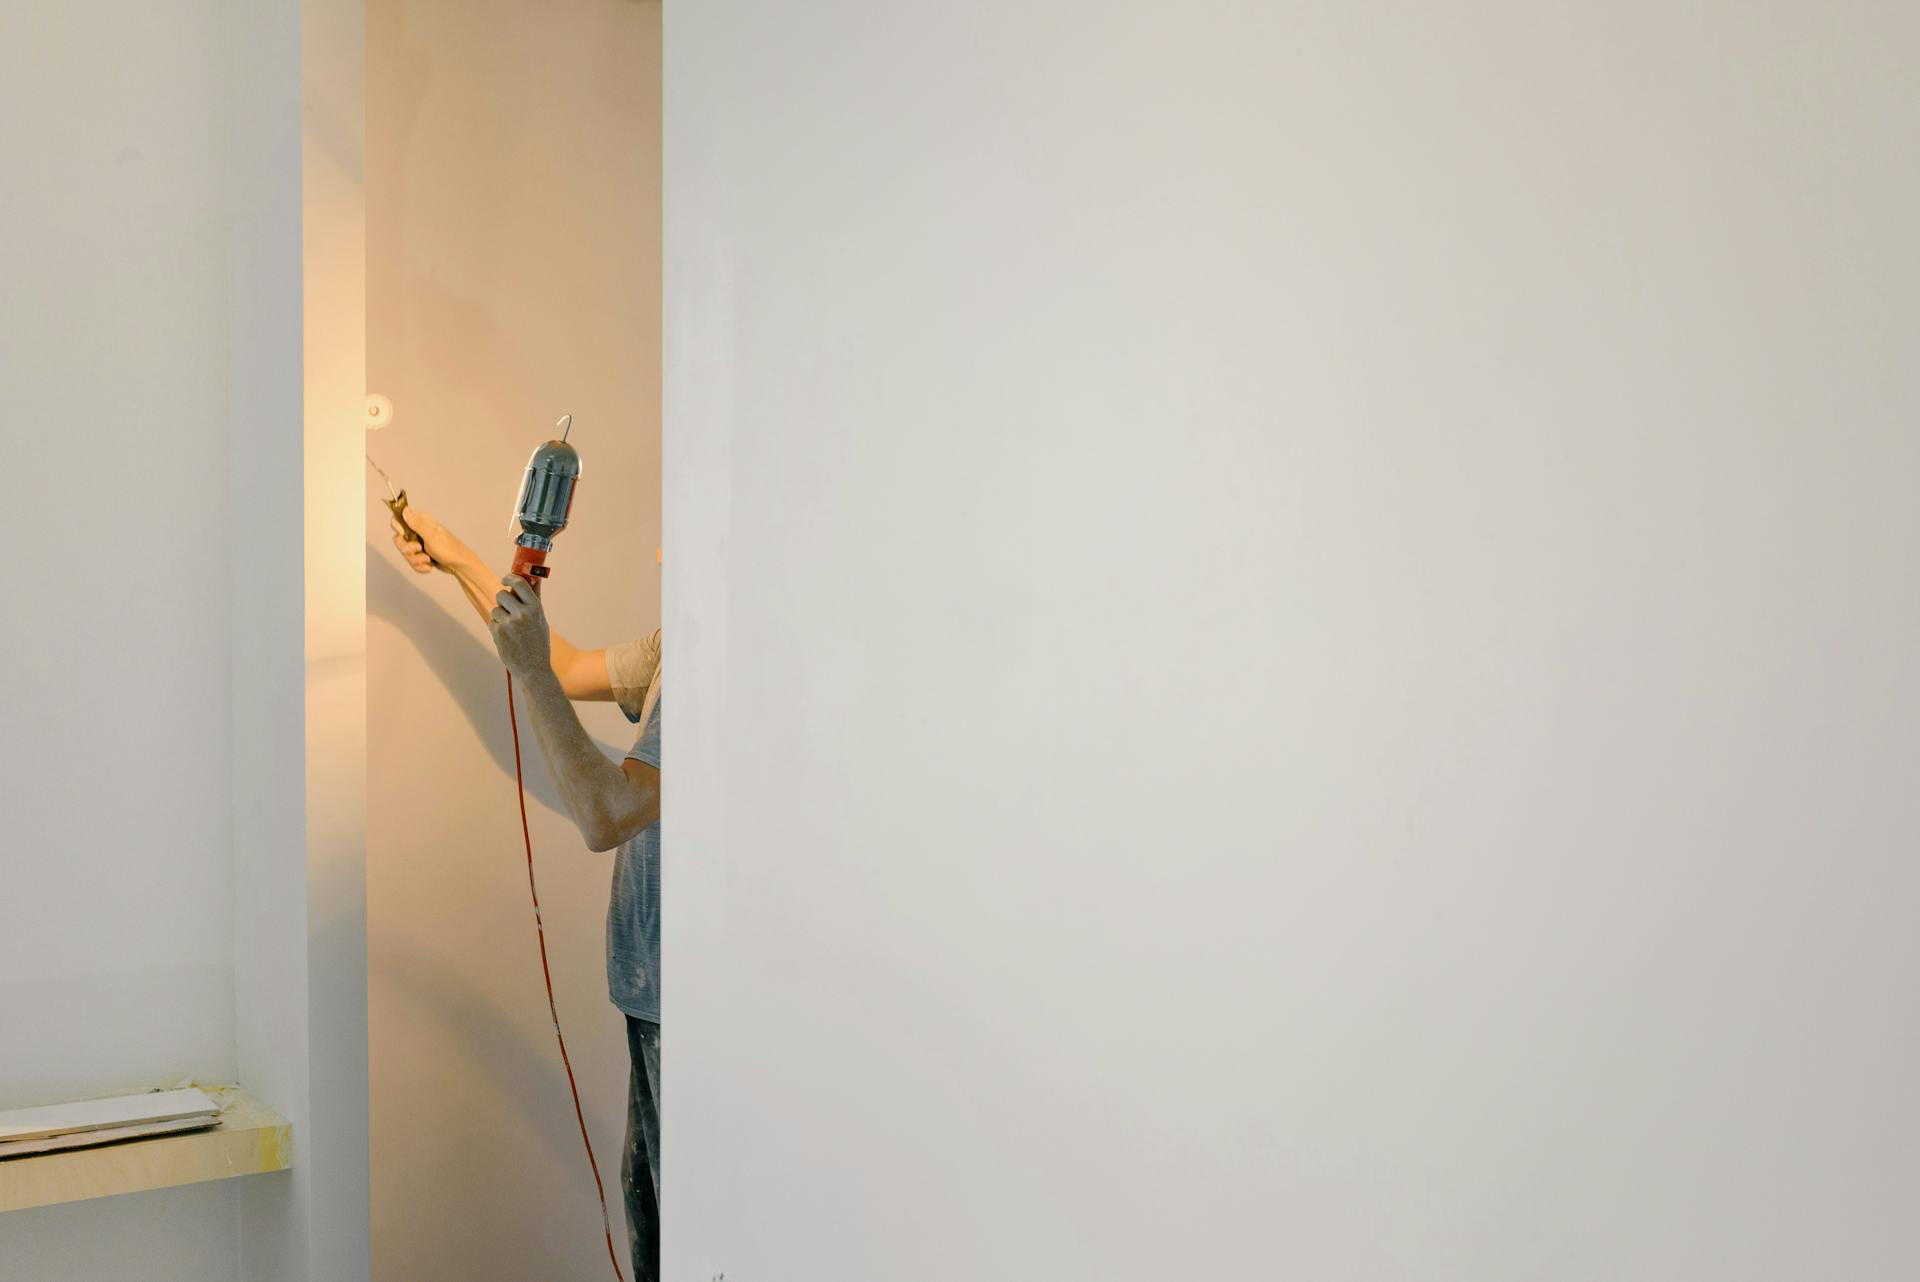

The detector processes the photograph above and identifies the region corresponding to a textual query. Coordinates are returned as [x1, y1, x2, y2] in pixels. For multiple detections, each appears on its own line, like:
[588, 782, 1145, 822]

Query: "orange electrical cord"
[507, 670, 628, 1282]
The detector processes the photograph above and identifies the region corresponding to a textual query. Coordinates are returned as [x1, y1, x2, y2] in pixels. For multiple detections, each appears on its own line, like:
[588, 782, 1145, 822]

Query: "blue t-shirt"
[610, 698, 661, 1022]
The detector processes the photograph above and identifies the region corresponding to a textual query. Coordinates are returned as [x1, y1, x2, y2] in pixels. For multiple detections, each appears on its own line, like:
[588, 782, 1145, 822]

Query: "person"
[392, 505, 663, 1282]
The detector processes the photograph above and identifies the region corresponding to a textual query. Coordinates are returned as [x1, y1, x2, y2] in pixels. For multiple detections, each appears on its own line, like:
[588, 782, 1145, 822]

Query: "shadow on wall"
[363, 923, 606, 1173]
[367, 545, 624, 814]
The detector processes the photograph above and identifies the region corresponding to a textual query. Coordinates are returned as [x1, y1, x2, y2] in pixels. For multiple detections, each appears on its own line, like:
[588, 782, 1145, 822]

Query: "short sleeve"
[606, 630, 661, 723]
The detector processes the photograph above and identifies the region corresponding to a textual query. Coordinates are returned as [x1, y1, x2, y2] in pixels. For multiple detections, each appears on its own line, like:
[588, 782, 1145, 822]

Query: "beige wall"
[366, 2, 660, 1278]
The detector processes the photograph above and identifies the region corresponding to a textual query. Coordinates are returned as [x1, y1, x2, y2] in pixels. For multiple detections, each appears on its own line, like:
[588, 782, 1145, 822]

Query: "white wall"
[364, 3, 660, 1278]
[664, 3, 1920, 1279]
[1, 3, 263, 1276]
[1, 1, 366, 1278]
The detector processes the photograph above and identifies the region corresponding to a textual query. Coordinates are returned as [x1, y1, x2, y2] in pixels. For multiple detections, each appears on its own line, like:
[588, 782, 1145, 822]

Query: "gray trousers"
[624, 1017, 661, 1282]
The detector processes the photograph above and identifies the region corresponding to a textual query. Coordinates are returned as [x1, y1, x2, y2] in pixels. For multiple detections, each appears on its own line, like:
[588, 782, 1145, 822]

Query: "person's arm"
[393, 504, 616, 702]
[489, 575, 660, 852]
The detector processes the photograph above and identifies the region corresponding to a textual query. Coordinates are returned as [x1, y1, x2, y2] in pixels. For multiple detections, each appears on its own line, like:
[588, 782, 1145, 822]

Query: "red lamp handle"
[511, 544, 550, 589]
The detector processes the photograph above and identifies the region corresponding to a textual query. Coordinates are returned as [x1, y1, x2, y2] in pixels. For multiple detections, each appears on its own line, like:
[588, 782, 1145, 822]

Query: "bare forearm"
[514, 666, 654, 850]
[436, 541, 504, 627]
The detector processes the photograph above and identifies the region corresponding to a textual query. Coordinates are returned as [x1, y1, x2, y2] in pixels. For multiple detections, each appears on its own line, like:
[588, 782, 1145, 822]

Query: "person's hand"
[489, 575, 553, 678]
[392, 504, 456, 574]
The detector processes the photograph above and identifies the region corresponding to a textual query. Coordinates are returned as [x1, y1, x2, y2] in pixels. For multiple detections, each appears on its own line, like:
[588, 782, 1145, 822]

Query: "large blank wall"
[665, 2, 1919, 1278]
[0, 3, 286, 1277]
[2, 2, 357, 1276]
